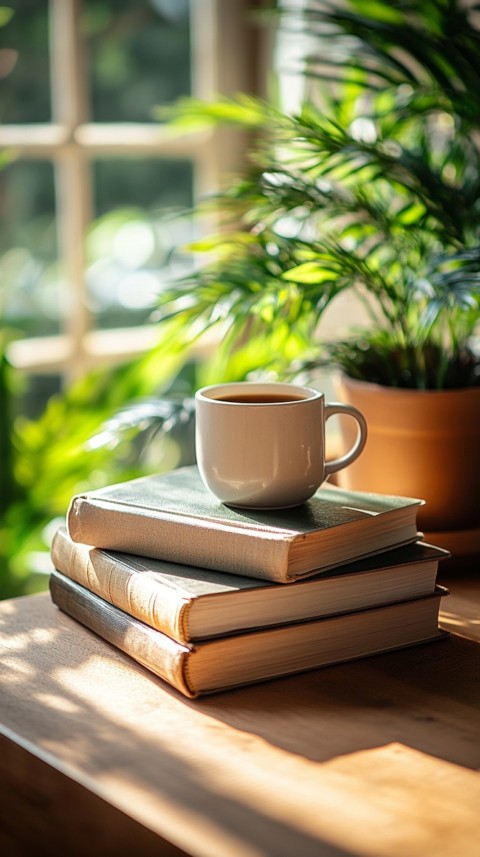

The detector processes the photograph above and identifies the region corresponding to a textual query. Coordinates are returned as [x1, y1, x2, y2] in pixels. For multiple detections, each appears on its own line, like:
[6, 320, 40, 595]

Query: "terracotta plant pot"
[333, 374, 480, 537]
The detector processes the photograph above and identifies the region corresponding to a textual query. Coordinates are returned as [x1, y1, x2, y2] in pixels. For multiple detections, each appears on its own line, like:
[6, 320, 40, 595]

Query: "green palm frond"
[156, 0, 480, 389]
[86, 398, 195, 454]
[297, 0, 480, 113]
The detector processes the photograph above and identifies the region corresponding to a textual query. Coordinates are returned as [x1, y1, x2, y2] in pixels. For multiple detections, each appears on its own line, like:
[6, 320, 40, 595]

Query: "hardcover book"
[52, 527, 448, 643]
[49, 570, 448, 699]
[66, 465, 424, 583]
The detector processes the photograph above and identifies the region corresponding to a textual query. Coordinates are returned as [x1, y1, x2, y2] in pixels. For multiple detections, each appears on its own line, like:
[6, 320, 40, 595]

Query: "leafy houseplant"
[155, 0, 480, 546]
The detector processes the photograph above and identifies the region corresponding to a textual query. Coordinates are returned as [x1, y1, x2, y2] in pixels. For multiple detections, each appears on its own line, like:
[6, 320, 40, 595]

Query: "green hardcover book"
[67, 465, 424, 583]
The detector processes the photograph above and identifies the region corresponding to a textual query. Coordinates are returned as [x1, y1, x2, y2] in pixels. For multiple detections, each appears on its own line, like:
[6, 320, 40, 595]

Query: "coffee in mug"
[195, 381, 367, 508]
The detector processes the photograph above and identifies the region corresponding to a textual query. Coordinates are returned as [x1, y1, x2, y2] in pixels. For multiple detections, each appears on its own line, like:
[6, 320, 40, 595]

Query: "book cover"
[49, 570, 448, 699]
[52, 527, 449, 643]
[66, 465, 424, 583]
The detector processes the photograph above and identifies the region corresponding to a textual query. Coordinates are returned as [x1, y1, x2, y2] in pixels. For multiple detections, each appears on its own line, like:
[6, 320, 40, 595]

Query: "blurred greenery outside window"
[0, 0, 265, 419]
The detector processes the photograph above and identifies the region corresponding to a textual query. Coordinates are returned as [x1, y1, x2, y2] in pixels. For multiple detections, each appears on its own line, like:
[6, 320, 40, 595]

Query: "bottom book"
[49, 570, 448, 699]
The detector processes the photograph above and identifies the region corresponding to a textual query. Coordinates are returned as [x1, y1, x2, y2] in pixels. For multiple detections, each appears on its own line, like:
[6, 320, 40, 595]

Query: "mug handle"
[324, 402, 368, 477]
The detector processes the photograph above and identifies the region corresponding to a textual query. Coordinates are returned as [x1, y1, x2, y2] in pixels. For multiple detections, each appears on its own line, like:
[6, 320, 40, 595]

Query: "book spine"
[49, 571, 197, 699]
[67, 497, 293, 582]
[51, 529, 190, 643]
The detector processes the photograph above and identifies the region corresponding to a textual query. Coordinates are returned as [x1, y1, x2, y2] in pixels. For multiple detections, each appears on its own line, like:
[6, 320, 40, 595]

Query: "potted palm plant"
[155, 0, 479, 558]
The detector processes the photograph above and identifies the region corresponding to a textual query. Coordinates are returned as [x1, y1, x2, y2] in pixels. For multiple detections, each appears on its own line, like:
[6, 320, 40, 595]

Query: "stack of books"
[49, 465, 450, 698]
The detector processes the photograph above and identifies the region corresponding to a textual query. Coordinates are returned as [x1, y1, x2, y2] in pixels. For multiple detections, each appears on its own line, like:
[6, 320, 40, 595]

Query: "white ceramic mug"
[195, 381, 368, 508]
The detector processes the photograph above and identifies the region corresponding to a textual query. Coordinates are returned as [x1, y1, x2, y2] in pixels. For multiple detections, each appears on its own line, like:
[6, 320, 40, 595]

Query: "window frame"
[0, 0, 268, 381]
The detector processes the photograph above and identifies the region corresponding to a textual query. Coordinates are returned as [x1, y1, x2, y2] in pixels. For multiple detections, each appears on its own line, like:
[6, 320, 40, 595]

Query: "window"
[0, 0, 268, 413]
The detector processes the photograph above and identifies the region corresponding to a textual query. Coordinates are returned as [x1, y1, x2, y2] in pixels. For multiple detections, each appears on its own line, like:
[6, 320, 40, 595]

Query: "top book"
[67, 466, 423, 584]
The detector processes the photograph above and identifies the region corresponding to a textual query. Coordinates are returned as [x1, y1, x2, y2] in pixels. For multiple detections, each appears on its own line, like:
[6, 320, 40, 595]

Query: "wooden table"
[1, 568, 479, 857]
